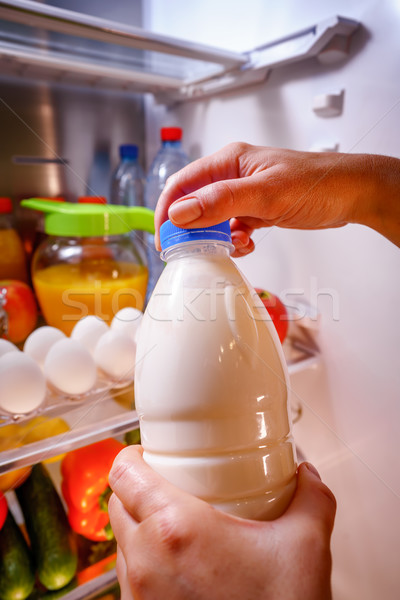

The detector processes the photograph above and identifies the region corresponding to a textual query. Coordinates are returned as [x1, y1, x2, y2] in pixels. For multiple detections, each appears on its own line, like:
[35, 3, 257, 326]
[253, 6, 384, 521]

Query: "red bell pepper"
[0, 490, 7, 530]
[61, 438, 125, 542]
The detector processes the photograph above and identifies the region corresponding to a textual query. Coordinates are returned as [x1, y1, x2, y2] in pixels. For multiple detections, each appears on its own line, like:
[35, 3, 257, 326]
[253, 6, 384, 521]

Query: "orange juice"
[33, 260, 148, 335]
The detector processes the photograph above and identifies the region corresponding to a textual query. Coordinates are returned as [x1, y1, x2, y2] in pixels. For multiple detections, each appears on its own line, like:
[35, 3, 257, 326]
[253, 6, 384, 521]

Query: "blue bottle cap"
[160, 219, 232, 251]
[119, 144, 138, 160]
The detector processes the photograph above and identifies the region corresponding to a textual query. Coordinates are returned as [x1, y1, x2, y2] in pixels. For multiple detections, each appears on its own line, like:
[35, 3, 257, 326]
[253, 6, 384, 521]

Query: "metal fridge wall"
[0, 0, 145, 205]
[0, 80, 145, 201]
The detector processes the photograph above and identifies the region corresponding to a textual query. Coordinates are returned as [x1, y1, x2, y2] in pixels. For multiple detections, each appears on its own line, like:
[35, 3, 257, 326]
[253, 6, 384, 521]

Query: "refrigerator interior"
[0, 0, 399, 599]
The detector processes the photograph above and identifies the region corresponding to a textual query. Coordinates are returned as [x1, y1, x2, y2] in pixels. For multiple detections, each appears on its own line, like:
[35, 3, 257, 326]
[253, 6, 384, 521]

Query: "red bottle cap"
[0, 197, 13, 214]
[78, 196, 107, 204]
[161, 127, 182, 142]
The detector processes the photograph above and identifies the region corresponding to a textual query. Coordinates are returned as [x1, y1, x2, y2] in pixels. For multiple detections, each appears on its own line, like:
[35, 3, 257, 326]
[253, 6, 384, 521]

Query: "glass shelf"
[0, 392, 138, 474]
[0, 1, 360, 100]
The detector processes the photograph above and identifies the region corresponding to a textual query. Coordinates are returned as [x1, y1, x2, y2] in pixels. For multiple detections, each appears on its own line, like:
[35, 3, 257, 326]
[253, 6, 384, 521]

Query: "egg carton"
[0, 371, 134, 426]
[0, 309, 142, 426]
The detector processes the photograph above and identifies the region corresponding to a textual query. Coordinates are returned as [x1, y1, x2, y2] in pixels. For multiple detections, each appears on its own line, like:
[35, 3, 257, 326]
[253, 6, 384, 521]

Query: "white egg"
[111, 307, 143, 342]
[0, 339, 19, 358]
[71, 316, 109, 355]
[44, 338, 97, 396]
[0, 352, 46, 415]
[94, 330, 136, 381]
[24, 326, 66, 369]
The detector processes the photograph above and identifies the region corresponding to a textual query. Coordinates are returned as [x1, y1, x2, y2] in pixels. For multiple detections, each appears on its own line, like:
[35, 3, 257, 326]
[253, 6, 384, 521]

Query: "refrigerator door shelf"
[0, 1, 360, 100]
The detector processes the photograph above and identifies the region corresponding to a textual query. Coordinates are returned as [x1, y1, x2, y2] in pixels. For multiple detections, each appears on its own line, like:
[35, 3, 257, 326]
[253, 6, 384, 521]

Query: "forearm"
[347, 153, 400, 247]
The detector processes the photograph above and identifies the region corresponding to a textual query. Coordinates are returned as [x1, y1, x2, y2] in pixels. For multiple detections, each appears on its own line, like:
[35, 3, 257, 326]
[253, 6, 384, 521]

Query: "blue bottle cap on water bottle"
[160, 219, 232, 251]
[119, 144, 138, 159]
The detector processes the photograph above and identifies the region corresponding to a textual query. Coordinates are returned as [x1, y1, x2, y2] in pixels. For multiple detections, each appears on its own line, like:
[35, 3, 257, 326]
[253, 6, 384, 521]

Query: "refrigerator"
[0, 1, 399, 599]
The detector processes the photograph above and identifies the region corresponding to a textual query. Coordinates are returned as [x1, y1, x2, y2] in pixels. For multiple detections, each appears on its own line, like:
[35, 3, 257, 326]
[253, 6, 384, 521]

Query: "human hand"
[155, 142, 400, 253]
[108, 445, 336, 600]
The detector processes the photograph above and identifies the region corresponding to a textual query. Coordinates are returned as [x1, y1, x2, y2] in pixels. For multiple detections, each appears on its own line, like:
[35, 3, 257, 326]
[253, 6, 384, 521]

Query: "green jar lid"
[21, 198, 155, 237]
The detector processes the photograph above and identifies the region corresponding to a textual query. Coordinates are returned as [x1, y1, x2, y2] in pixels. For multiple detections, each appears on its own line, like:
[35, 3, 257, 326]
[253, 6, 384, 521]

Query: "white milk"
[135, 232, 297, 520]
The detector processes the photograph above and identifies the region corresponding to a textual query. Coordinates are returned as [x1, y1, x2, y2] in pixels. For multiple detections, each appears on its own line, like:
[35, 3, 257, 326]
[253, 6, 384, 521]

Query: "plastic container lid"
[161, 127, 182, 142]
[160, 219, 232, 251]
[119, 144, 139, 160]
[0, 197, 13, 214]
[21, 198, 155, 237]
[78, 196, 107, 204]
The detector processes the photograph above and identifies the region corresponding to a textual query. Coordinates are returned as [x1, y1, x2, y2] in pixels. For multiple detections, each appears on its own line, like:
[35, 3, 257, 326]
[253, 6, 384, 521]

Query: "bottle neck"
[161, 140, 182, 149]
[161, 240, 233, 262]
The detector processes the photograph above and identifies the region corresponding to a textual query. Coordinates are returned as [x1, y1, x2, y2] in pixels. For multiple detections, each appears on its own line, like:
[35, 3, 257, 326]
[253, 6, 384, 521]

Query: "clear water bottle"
[144, 127, 190, 299]
[111, 144, 145, 251]
[135, 220, 297, 521]
[110, 144, 144, 207]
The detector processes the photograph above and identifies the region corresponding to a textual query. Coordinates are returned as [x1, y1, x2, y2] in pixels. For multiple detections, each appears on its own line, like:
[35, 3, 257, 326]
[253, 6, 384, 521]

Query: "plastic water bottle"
[110, 144, 144, 207]
[144, 127, 190, 299]
[135, 220, 297, 521]
[111, 144, 145, 255]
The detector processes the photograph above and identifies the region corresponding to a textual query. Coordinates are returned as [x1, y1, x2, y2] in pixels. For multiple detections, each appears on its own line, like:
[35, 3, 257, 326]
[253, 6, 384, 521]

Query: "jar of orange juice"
[21, 199, 155, 335]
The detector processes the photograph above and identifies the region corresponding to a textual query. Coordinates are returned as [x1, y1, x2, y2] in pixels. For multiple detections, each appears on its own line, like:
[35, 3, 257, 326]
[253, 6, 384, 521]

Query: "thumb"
[166, 173, 267, 229]
[154, 171, 271, 250]
[283, 462, 336, 538]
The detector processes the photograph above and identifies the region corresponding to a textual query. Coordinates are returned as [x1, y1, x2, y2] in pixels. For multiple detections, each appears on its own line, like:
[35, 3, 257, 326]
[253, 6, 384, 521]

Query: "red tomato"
[0, 280, 38, 343]
[255, 288, 288, 343]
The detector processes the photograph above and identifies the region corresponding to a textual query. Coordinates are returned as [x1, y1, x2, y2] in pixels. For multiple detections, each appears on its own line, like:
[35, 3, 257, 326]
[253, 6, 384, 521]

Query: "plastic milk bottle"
[135, 220, 296, 520]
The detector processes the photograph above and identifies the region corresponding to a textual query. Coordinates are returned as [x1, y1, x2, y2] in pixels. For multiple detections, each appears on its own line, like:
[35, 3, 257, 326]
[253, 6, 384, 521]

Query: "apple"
[255, 288, 289, 344]
[0, 280, 38, 344]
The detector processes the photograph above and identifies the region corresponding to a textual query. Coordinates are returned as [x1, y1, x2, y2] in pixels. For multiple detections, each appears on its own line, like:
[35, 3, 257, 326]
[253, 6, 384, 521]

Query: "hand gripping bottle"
[135, 220, 297, 520]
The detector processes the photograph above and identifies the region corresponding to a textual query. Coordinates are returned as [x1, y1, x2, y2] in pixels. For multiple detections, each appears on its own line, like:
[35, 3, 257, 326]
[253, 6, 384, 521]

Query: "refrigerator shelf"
[0, 1, 360, 100]
[0, 321, 319, 476]
[0, 393, 139, 474]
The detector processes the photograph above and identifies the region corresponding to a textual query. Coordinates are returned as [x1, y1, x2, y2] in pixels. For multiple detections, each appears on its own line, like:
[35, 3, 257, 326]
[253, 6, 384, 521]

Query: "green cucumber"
[16, 463, 78, 591]
[124, 428, 141, 445]
[0, 509, 35, 600]
[26, 579, 77, 600]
